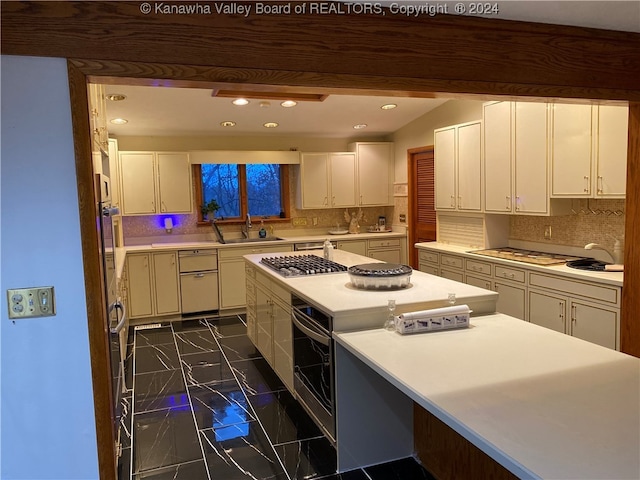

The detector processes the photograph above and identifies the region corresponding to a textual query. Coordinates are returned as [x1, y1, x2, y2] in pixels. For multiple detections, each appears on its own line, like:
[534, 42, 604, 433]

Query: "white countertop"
[334, 314, 640, 479]
[244, 250, 498, 326]
[415, 242, 624, 287]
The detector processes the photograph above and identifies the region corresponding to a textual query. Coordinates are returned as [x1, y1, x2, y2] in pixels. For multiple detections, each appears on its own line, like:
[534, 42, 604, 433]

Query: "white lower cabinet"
[366, 238, 403, 263]
[247, 267, 294, 394]
[337, 240, 367, 256]
[127, 252, 180, 318]
[529, 289, 618, 349]
[495, 281, 526, 320]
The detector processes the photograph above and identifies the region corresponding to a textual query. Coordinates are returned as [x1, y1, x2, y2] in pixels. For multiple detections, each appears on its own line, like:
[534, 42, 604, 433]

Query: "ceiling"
[103, 2, 639, 138]
[104, 86, 448, 138]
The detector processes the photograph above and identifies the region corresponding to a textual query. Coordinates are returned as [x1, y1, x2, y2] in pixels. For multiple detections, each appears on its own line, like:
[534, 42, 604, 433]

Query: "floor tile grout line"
[209, 317, 293, 480]
[126, 330, 138, 480]
[169, 320, 213, 480]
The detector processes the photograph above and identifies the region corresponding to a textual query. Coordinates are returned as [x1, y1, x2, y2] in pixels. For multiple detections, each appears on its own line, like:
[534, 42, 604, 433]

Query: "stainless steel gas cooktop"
[469, 247, 584, 266]
[260, 255, 348, 277]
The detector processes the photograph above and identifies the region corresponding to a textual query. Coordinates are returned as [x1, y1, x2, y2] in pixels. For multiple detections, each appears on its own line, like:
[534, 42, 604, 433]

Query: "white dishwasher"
[179, 249, 219, 314]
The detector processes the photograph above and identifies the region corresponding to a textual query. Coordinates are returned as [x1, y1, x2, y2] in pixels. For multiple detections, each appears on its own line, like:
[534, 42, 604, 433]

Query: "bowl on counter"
[347, 263, 412, 290]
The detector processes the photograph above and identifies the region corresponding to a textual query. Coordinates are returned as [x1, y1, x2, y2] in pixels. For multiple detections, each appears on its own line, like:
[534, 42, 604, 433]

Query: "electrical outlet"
[7, 286, 56, 319]
[399, 214, 406, 223]
[312, 217, 318, 226]
[544, 225, 552, 240]
[293, 217, 308, 226]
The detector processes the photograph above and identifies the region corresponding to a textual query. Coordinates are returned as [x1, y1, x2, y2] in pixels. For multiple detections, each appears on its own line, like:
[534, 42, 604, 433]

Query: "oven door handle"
[292, 309, 330, 346]
[109, 301, 127, 334]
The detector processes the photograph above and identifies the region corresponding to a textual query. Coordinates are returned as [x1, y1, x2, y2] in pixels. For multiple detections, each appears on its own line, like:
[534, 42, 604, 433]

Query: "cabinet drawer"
[178, 251, 217, 272]
[271, 281, 290, 305]
[419, 251, 439, 265]
[218, 244, 291, 259]
[529, 273, 619, 305]
[465, 259, 491, 276]
[441, 268, 464, 283]
[465, 274, 492, 290]
[494, 265, 526, 283]
[440, 254, 463, 269]
[368, 238, 400, 249]
[419, 264, 439, 276]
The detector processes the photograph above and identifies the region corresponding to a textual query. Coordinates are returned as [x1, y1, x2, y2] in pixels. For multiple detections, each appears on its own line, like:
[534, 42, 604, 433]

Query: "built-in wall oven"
[291, 295, 336, 445]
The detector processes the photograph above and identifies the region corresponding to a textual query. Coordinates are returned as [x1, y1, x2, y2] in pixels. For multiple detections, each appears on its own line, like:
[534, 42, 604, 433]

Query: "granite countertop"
[415, 242, 623, 287]
[334, 314, 640, 479]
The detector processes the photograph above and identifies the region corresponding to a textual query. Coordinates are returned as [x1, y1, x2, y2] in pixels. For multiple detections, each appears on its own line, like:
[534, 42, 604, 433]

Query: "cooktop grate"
[260, 254, 348, 277]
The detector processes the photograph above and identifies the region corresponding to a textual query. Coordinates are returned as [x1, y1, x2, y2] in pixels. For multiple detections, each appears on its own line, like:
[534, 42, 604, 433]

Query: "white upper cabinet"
[297, 152, 356, 209]
[595, 105, 628, 197]
[551, 104, 627, 198]
[484, 101, 550, 215]
[551, 104, 593, 196]
[434, 121, 482, 212]
[119, 151, 192, 215]
[350, 142, 394, 206]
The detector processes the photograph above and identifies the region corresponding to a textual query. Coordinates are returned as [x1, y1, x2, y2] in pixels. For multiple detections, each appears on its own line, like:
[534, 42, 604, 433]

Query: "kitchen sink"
[223, 237, 285, 244]
[566, 258, 609, 271]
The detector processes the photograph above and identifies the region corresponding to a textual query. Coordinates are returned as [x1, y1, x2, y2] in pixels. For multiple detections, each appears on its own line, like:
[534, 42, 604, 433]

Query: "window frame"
[194, 163, 291, 225]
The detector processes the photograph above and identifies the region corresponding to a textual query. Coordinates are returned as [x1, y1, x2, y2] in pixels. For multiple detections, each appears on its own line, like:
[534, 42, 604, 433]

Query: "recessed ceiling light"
[280, 100, 297, 108]
[381, 103, 397, 110]
[232, 98, 249, 106]
[220, 121, 236, 127]
[105, 93, 127, 102]
[353, 124, 368, 129]
[110, 118, 128, 125]
[263, 122, 279, 128]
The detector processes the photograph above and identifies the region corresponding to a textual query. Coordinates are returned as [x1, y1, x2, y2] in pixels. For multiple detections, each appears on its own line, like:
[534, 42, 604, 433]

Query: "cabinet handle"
[332, 196, 335, 206]
[194, 273, 204, 278]
[515, 196, 520, 212]
[505, 196, 511, 210]
[458, 195, 462, 208]
[559, 301, 564, 320]
[571, 305, 577, 323]
[360, 195, 363, 205]
[583, 176, 590, 193]
[597, 176, 603, 194]
[161, 201, 166, 212]
[450, 195, 455, 207]
[323, 196, 328, 206]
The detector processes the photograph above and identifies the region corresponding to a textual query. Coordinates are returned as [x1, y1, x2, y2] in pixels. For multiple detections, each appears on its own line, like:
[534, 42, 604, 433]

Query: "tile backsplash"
[509, 199, 626, 253]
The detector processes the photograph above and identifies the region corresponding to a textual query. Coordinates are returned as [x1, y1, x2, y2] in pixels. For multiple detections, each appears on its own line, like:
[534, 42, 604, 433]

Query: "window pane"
[246, 164, 282, 217]
[201, 164, 240, 218]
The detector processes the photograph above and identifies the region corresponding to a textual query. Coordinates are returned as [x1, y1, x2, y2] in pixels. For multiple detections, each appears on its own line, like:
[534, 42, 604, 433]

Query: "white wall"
[0, 56, 99, 479]
[392, 99, 483, 183]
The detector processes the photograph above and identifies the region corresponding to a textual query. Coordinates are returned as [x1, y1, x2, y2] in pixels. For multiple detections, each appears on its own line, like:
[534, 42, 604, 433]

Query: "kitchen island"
[244, 250, 640, 479]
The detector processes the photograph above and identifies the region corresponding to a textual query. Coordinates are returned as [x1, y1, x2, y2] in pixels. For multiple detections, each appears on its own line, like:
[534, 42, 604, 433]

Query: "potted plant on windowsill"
[200, 199, 220, 222]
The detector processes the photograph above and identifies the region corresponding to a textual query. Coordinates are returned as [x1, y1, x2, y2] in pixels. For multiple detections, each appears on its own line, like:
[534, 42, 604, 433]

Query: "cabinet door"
[529, 290, 566, 333]
[368, 249, 401, 263]
[272, 296, 294, 393]
[595, 105, 627, 197]
[434, 127, 456, 210]
[219, 259, 247, 310]
[246, 275, 257, 344]
[570, 301, 618, 349]
[107, 139, 121, 209]
[440, 268, 464, 283]
[356, 143, 393, 206]
[337, 240, 367, 256]
[157, 153, 192, 213]
[551, 104, 592, 196]
[483, 102, 513, 213]
[457, 122, 482, 211]
[465, 274, 492, 291]
[300, 153, 330, 208]
[180, 272, 219, 314]
[494, 281, 526, 321]
[152, 252, 180, 315]
[514, 102, 549, 213]
[127, 254, 153, 318]
[330, 153, 357, 207]
[255, 283, 273, 364]
[120, 152, 156, 214]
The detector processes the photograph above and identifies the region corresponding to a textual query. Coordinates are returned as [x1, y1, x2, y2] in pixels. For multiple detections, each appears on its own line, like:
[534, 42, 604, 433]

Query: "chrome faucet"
[242, 213, 252, 238]
[585, 238, 623, 265]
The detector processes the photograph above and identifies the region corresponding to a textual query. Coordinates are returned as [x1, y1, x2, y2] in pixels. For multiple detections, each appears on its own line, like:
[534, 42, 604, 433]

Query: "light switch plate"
[7, 287, 56, 319]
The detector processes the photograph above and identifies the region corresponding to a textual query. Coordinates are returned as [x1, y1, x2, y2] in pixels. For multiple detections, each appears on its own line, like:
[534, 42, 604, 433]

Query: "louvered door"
[410, 147, 436, 267]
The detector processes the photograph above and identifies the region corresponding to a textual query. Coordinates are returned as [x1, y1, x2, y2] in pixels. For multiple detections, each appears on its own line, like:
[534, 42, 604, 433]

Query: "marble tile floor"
[117, 314, 435, 480]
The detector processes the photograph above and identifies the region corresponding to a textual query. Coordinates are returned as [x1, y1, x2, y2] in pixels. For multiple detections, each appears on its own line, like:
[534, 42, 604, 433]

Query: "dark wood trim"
[2, 2, 639, 99]
[66, 60, 117, 480]
[414, 403, 519, 480]
[621, 102, 640, 357]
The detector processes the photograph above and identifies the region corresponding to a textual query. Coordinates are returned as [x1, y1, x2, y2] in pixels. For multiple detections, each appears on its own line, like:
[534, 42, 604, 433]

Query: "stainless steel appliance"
[260, 254, 347, 277]
[95, 174, 128, 462]
[470, 247, 584, 266]
[291, 295, 335, 444]
[178, 249, 219, 314]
